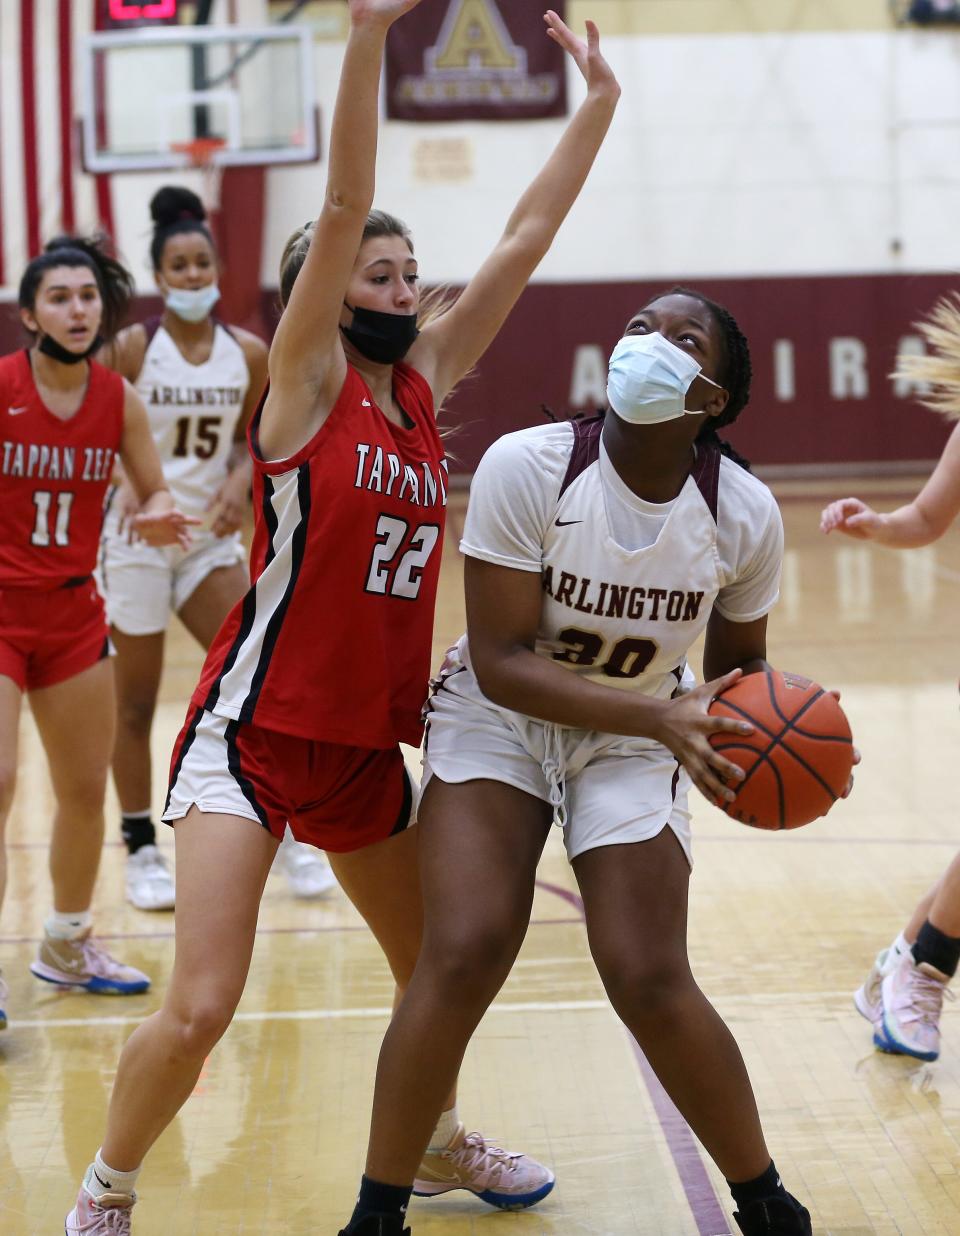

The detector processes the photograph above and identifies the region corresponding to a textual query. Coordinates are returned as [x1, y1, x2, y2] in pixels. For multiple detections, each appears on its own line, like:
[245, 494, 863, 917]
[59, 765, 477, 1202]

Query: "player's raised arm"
[409, 11, 621, 407]
[264, 0, 425, 425]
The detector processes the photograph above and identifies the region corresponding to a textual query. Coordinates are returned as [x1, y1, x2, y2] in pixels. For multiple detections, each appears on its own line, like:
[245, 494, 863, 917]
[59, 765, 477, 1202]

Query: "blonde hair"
[892, 292, 960, 420]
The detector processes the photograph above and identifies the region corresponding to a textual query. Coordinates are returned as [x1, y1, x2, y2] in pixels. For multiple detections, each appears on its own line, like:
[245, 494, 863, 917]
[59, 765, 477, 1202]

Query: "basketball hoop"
[170, 136, 227, 213]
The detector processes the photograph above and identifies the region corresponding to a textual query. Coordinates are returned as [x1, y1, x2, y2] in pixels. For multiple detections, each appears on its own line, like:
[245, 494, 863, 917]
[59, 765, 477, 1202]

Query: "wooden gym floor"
[3, 479, 960, 1235]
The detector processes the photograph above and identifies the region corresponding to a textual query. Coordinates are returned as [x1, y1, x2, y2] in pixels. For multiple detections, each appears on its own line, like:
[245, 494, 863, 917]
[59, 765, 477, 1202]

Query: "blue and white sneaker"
[30, 931, 150, 994]
[0, 972, 7, 1029]
[413, 1124, 555, 1210]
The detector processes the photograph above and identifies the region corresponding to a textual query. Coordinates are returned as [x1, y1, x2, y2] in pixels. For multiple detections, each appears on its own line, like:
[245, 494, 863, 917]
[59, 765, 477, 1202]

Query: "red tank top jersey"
[192, 362, 447, 747]
[0, 350, 124, 588]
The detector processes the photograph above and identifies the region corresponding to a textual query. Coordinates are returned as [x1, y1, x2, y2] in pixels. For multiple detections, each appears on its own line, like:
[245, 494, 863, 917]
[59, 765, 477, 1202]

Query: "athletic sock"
[891, 930, 911, 961]
[84, 1150, 141, 1200]
[45, 910, 93, 941]
[348, 1176, 411, 1227]
[427, 1104, 460, 1153]
[728, 1160, 787, 1210]
[912, 919, 960, 978]
[121, 811, 156, 855]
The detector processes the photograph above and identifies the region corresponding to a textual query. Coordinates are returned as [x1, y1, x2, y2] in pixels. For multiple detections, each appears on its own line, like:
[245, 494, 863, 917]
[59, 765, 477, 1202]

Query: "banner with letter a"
[385, 0, 568, 121]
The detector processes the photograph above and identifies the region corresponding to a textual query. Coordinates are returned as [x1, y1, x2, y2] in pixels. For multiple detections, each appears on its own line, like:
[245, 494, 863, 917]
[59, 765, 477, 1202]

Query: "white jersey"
[457, 416, 783, 700]
[135, 320, 249, 519]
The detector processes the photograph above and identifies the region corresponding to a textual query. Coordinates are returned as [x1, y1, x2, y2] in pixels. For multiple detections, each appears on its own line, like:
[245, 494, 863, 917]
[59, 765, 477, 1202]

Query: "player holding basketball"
[100, 185, 334, 911]
[822, 291, 960, 1063]
[341, 290, 818, 1236]
[66, 3, 621, 1231]
[0, 236, 195, 1029]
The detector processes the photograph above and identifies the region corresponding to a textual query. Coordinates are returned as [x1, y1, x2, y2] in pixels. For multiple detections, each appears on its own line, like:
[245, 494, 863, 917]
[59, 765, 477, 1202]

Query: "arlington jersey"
[136, 320, 249, 518]
[456, 415, 783, 698]
[0, 350, 124, 588]
[192, 362, 447, 748]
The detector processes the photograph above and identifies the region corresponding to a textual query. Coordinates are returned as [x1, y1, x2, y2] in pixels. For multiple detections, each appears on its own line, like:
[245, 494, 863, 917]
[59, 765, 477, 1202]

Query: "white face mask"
[164, 283, 221, 323]
[606, 331, 720, 425]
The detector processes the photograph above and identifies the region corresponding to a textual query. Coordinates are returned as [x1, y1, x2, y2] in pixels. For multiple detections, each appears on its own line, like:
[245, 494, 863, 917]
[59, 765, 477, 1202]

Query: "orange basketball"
[707, 670, 854, 830]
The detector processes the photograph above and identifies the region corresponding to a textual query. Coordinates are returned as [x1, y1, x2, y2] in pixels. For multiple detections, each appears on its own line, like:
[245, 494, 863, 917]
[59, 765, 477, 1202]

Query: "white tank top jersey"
[457, 415, 784, 701]
[135, 320, 250, 519]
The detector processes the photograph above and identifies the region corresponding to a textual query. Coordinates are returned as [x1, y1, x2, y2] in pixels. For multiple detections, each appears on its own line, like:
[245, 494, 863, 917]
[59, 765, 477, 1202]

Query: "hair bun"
[150, 185, 206, 230]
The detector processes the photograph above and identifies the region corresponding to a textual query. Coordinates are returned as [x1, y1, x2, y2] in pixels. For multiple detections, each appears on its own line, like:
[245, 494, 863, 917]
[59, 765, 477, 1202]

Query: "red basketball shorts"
[163, 706, 414, 853]
[0, 577, 110, 692]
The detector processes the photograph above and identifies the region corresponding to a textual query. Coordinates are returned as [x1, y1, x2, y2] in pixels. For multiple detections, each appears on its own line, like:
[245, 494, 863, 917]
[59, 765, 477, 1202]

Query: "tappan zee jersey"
[136, 319, 249, 520]
[458, 415, 783, 701]
[0, 350, 124, 588]
[192, 362, 447, 747]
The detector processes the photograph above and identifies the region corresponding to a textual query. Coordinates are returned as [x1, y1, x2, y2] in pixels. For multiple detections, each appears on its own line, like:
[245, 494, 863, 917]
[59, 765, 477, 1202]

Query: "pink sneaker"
[877, 953, 952, 1061]
[30, 931, 149, 995]
[413, 1124, 555, 1210]
[65, 1186, 135, 1233]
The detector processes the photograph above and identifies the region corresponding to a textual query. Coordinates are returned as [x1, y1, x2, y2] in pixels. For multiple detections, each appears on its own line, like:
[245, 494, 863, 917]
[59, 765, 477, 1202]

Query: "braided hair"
[646, 285, 754, 470]
[18, 233, 135, 342]
[149, 185, 214, 271]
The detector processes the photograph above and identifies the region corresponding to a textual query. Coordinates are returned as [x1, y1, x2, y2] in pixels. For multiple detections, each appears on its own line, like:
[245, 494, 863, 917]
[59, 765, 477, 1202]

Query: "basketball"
[708, 671, 854, 830]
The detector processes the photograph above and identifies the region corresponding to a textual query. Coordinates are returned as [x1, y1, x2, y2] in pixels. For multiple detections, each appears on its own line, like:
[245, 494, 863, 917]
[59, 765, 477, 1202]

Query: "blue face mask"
[606, 332, 721, 425]
[164, 283, 221, 323]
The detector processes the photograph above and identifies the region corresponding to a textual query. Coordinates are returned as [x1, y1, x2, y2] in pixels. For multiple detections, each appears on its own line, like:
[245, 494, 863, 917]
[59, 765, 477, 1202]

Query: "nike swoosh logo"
[93, 1170, 112, 1189]
[7, 406, 27, 416]
[555, 518, 583, 527]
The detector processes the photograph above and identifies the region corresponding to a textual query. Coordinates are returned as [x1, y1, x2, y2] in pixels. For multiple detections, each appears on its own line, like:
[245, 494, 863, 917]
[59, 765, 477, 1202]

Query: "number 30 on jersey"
[365, 514, 440, 600]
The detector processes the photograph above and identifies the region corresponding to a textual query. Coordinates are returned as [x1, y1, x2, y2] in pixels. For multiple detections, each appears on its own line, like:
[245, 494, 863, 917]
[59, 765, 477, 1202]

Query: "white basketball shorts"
[98, 499, 245, 636]
[422, 662, 693, 865]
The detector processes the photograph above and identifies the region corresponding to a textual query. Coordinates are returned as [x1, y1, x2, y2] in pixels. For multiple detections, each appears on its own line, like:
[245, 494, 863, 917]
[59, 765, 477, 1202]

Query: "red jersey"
[0, 351, 124, 588]
[193, 362, 447, 747]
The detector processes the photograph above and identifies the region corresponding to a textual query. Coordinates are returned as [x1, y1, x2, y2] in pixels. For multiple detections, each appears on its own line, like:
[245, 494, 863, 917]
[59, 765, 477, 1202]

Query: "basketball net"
[170, 137, 226, 215]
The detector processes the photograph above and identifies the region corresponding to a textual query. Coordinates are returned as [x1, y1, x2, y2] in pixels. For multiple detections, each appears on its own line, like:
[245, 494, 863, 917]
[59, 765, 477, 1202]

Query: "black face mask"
[341, 303, 419, 366]
[37, 332, 103, 366]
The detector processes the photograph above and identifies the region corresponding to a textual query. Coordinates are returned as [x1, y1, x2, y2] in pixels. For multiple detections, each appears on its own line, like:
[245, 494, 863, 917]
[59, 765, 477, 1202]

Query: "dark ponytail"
[149, 185, 214, 270]
[18, 233, 135, 341]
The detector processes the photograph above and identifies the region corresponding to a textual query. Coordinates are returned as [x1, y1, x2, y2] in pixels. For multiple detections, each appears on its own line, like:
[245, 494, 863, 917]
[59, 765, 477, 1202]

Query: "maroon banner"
[385, 0, 568, 122]
[426, 272, 957, 476]
[3, 271, 953, 476]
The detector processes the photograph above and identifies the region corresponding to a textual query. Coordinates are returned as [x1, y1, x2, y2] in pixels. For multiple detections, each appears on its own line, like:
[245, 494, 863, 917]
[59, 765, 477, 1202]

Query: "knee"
[60, 772, 108, 818]
[117, 693, 156, 739]
[420, 922, 522, 1006]
[592, 949, 693, 1025]
[167, 995, 238, 1059]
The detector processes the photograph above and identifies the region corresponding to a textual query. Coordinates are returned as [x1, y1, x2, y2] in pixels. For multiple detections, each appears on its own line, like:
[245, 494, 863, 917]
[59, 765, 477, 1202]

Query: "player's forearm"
[138, 488, 174, 515]
[872, 503, 942, 548]
[473, 644, 666, 740]
[501, 87, 619, 259]
[324, 21, 388, 217]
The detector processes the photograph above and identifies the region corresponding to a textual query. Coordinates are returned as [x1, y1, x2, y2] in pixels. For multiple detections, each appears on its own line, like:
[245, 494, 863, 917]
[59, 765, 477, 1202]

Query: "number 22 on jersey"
[365, 514, 440, 600]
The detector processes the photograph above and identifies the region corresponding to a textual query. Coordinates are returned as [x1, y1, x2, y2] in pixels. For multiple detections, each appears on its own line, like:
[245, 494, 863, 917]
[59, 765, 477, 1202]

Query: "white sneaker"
[413, 1123, 555, 1210]
[854, 934, 909, 1024]
[275, 833, 337, 899]
[125, 845, 175, 911]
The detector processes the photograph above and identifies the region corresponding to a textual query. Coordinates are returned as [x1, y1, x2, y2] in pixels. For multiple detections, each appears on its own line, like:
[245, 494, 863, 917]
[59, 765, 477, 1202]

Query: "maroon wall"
[4, 270, 953, 473]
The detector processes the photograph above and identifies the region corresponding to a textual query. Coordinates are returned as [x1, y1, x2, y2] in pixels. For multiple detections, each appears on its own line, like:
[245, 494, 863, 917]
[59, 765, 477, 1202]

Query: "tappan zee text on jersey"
[354, 441, 449, 508]
[1, 440, 115, 482]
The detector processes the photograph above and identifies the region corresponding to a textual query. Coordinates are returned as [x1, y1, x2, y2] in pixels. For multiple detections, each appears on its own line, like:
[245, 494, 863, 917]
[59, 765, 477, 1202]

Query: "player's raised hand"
[348, 0, 426, 29]
[654, 668, 753, 805]
[544, 11, 620, 101]
[819, 497, 884, 540]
